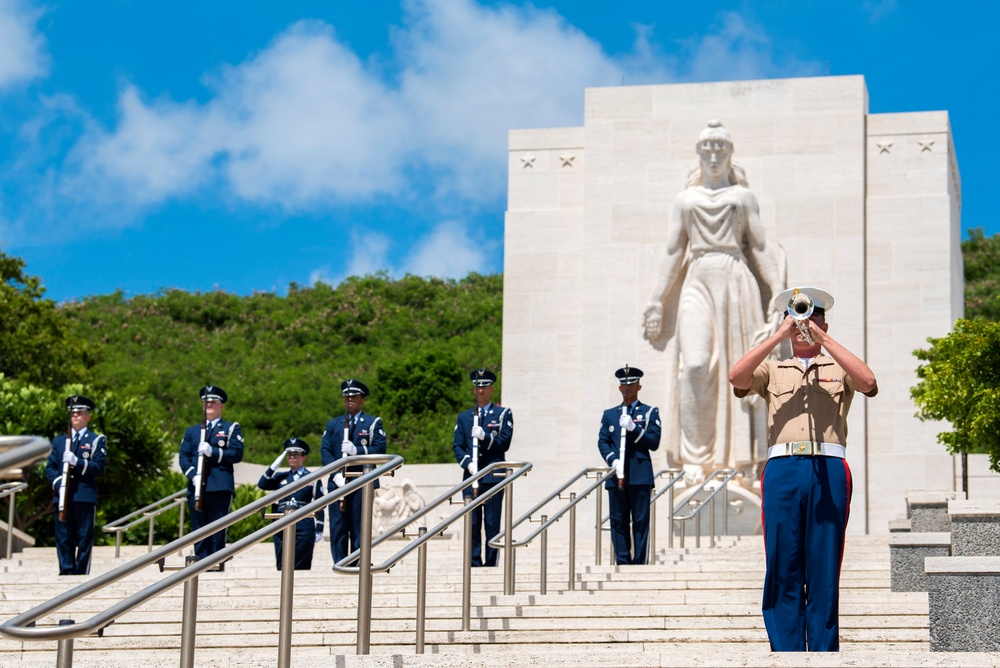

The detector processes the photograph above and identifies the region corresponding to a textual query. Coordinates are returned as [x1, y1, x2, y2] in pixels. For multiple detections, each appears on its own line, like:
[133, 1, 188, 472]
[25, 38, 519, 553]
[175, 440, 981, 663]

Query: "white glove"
[269, 451, 287, 470]
[619, 414, 636, 432]
[614, 460, 624, 479]
[333, 472, 346, 488]
[471, 426, 486, 441]
[341, 440, 357, 456]
[314, 531, 323, 543]
[467, 461, 478, 476]
[192, 474, 202, 490]
[63, 451, 79, 466]
[198, 442, 212, 456]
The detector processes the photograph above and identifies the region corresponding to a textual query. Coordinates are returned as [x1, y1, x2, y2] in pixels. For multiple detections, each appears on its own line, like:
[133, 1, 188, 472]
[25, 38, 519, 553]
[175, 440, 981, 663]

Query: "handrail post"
[148, 515, 155, 553]
[668, 477, 675, 549]
[6, 490, 16, 560]
[356, 465, 375, 655]
[462, 511, 473, 631]
[679, 518, 686, 549]
[179, 555, 200, 668]
[695, 511, 701, 548]
[568, 493, 576, 591]
[595, 487, 603, 566]
[723, 476, 729, 537]
[710, 487, 717, 548]
[415, 527, 428, 654]
[177, 500, 186, 557]
[649, 488, 657, 563]
[277, 508, 297, 668]
[113, 531, 121, 559]
[539, 515, 547, 595]
[56, 619, 74, 668]
[503, 481, 515, 596]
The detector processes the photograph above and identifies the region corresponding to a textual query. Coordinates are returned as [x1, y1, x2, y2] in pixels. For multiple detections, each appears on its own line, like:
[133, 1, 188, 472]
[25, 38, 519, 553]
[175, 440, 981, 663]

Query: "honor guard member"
[44, 395, 107, 575]
[321, 380, 387, 566]
[729, 287, 877, 652]
[258, 438, 325, 570]
[179, 385, 245, 561]
[452, 369, 514, 567]
[597, 367, 661, 565]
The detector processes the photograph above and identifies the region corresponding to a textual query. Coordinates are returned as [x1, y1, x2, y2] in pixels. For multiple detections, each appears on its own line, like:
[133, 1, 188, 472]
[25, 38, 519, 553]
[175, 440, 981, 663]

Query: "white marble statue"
[643, 120, 786, 481]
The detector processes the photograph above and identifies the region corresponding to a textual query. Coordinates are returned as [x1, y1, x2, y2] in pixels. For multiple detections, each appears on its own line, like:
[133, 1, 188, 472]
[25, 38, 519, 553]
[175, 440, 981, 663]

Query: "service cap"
[200, 385, 228, 403]
[66, 395, 95, 412]
[614, 365, 644, 385]
[470, 368, 497, 386]
[340, 379, 370, 397]
[773, 286, 834, 316]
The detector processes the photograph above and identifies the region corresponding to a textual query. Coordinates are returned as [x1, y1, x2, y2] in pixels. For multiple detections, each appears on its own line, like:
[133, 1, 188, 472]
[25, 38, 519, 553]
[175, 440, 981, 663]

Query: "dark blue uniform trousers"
[607, 484, 651, 565]
[274, 519, 316, 570]
[329, 490, 364, 566]
[760, 455, 852, 652]
[464, 484, 504, 567]
[188, 491, 233, 561]
[55, 502, 95, 575]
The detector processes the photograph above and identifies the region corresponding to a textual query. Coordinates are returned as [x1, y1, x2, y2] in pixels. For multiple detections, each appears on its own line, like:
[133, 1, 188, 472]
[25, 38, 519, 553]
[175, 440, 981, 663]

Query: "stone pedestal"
[926, 556, 1000, 651]
[949, 500, 1000, 556]
[907, 490, 960, 533]
[888, 532, 950, 592]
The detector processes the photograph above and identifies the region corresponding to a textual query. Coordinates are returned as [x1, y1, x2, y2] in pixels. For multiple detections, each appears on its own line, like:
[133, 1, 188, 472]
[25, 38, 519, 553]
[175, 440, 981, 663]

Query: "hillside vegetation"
[64, 273, 504, 465]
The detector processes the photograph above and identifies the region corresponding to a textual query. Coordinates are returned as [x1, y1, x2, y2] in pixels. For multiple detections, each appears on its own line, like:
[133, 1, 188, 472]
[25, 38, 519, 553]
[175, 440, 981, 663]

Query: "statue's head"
[687, 119, 747, 188]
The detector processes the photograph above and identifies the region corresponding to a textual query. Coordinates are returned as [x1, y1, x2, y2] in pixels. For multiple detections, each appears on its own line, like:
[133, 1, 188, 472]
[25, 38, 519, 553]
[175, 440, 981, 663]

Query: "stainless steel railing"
[493, 467, 683, 591]
[0, 435, 52, 476]
[0, 435, 53, 560]
[0, 453, 402, 668]
[101, 489, 187, 557]
[672, 468, 739, 548]
[1, 481, 28, 560]
[329, 460, 532, 652]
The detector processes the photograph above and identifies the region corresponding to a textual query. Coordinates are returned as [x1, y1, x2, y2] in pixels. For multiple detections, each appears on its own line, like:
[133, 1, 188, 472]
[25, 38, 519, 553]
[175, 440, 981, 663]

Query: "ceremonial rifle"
[340, 396, 350, 512]
[617, 366, 629, 490]
[57, 419, 72, 522]
[471, 389, 481, 498]
[194, 403, 208, 512]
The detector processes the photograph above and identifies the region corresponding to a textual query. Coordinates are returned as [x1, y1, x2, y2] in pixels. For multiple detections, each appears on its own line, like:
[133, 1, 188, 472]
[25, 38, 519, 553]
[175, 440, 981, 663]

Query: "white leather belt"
[768, 442, 845, 459]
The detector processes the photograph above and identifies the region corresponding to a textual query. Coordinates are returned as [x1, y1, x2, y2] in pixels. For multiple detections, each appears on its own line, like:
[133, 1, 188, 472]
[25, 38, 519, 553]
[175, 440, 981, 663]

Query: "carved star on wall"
[559, 154, 575, 167]
[919, 140, 935, 152]
[520, 156, 536, 168]
[876, 142, 893, 154]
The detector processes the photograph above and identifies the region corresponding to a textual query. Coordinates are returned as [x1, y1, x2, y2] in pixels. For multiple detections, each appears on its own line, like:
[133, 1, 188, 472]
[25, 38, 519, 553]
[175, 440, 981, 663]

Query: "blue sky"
[0, 0, 995, 303]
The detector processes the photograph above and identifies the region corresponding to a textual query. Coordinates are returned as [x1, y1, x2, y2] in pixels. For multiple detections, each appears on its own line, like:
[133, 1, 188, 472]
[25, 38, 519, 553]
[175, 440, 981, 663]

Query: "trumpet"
[786, 289, 815, 344]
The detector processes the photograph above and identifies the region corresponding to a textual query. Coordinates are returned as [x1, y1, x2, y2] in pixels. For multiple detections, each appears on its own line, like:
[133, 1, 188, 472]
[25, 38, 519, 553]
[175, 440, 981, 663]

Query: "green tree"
[963, 228, 1000, 321]
[0, 376, 175, 545]
[911, 318, 1000, 471]
[0, 251, 89, 386]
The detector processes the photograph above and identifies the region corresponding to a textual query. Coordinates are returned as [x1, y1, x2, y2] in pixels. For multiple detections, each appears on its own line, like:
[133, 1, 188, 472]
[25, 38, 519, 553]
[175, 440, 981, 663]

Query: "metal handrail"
[101, 489, 187, 557]
[1, 481, 28, 560]
[0, 436, 53, 561]
[597, 469, 686, 560]
[328, 460, 532, 650]
[0, 454, 401, 663]
[672, 468, 739, 548]
[494, 466, 613, 590]
[0, 435, 51, 476]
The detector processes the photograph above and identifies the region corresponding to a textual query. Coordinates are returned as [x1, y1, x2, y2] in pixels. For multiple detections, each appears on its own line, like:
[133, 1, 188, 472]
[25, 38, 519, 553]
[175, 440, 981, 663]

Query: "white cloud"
[0, 0, 48, 89]
[681, 12, 821, 82]
[402, 220, 487, 278]
[862, 0, 899, 23]
[53, 1, 819, 224]
[310, 220, 487, 285]
[310, 231, 393, 285]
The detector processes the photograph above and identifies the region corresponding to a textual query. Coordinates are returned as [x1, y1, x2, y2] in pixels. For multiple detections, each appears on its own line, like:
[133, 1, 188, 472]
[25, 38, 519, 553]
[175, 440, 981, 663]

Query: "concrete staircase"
[1, 533, 997, 667]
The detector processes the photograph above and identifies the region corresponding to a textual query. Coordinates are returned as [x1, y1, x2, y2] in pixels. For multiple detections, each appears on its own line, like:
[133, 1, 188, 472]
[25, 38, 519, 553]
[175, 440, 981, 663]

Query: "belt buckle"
[792, 441, 809, 455]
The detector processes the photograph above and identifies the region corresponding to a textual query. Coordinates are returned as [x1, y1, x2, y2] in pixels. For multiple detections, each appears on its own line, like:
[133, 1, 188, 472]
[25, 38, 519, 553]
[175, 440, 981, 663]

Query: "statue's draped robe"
[659, 185, 783, 472]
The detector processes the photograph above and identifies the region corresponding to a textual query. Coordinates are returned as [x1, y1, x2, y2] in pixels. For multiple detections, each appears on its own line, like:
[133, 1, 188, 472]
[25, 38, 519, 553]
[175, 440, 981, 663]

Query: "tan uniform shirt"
[734, 356, 865, 446]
